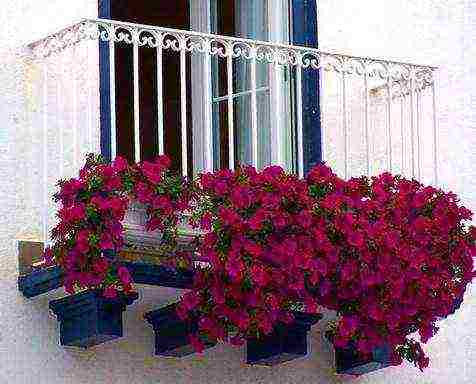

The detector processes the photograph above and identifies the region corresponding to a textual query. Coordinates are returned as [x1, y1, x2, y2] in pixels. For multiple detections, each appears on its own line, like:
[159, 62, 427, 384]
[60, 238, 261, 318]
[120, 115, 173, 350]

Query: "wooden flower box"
[246, 312, 322, 366]
[144, 303, 216, 357]
[49, 290, 138, 348]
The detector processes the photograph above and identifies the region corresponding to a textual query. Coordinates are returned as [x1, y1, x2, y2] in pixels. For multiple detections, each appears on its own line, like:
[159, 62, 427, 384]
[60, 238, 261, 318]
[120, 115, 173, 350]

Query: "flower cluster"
[176, 166, 321, 349]
[305, 165, 476, 371]
[45, 154, 191, 297]
[44, 152, 475, 371]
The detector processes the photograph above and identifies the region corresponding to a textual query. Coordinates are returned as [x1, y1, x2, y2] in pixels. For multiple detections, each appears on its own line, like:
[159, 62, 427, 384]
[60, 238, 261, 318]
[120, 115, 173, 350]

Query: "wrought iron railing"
[16, 18, 438, 245]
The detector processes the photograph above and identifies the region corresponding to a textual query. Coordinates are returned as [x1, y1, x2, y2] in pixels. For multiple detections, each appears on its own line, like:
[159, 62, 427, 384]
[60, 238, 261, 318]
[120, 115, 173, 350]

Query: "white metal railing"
[17, 18, 438, 245]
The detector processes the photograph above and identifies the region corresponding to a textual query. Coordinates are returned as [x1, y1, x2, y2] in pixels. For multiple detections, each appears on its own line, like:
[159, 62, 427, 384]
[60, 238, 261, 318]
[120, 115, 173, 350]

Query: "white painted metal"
[410, 73, 416, 178]
[133, 31, 141, 163]
[27, 18, 438, 187]
[386, 78, 392, 172]
[42, 65, 49, 245]
[180, 37, 188, 177]
[72, 45, 79, 170]
[156, 32, 164, 155]
[416, 88, 422, 180]
[109, 37, 117, 160]
[58, 56, 64, 178]
[87, 41, 93, 154]
[227, 49, 235, 171]
[271, 58, 283, 167]
[364, 70, 370, 176]
[203, 40, 213, 172]
[342, 71, 348, 179]
[296, 64, 304, 178]
[432, 71, 439, 186]
[250, 50, 258, 168]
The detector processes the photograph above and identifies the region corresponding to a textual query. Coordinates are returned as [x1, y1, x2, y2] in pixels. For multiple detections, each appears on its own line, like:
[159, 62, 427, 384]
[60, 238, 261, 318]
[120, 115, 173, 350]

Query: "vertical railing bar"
[416, 86, 422, 180]
[432, 70, 438, 186]
[364, 67, 370, 177]
[271, 55, 283, 167]
[108, 33, 117, 160]
[58, 56, 64, 179]
[72, 45, 79, 170]
[133, 30, 141, 163]
[342, 69, 348, 179]
[409, 72, 415, 178]
[42, 65, 49, 246]
[156, 32, 164, 155]
[250, 47, 258, 168]
[296, 63, 304, 178]
[386, 77, 392, 172]
[227, 46, 235, 171]
[87, 41, 93, 154]
[401, 94, 405, 176]
[180, 37, 188, 177]
[203, 39, 213, 171]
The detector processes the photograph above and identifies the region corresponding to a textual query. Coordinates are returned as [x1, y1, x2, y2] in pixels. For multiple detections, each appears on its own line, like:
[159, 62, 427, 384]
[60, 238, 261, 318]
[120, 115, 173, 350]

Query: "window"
[98, 0, 320, 175]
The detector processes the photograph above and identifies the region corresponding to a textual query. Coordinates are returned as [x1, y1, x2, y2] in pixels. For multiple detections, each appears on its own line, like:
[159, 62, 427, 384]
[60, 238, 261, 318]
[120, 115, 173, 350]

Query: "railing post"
[227, 44, 235, 171]
[250, 46, 258, 169]
[296, 59, 304, 178]
[156, 32, 164, 155]
[180, 36, 188, 177]
[133, 28, 141, 163]
[431, 69, 439, 186]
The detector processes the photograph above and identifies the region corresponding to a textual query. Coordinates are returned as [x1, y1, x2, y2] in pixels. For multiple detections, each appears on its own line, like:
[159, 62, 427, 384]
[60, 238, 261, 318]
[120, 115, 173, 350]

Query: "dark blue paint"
[122, 261, 195, 289]
[246, 312, 322, 366]
[334, 343, 393, 375]
[99, 0, 112, 161]
[292, 0, 321, 174]
[18, 261, 195, 298]
[18, 265, 64, 298]
[145, 303, 216, 357]
[49, 290, 139, 348]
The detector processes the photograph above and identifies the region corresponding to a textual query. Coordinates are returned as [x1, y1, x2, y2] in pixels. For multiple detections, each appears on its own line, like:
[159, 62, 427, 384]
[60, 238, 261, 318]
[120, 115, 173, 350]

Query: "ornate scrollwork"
[27, 18, 436, 88]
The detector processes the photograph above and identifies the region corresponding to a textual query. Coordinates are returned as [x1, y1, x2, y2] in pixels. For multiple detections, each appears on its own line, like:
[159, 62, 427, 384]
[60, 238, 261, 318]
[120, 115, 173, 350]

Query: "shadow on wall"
[6, 279, 383, 384]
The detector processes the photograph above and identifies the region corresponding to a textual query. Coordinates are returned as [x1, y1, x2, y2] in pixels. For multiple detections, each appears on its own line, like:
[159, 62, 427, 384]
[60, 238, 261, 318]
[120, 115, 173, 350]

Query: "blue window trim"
[98, 1, 321, 170]
[98, 0, 112, 162]
[291, 0, 321, 174]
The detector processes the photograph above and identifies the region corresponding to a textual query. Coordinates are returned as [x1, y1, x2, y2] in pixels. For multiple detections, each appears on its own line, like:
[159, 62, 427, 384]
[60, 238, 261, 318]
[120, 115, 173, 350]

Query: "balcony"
[15, 18, 438, 245]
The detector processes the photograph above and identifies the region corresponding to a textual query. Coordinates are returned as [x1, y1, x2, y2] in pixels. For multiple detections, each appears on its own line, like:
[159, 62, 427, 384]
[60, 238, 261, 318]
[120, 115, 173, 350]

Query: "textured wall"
[0, 1, 474, 383]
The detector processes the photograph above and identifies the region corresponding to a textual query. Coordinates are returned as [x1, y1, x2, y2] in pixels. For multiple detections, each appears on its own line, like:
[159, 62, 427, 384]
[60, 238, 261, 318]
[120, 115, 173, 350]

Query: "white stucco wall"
[0, 1, 474, 383]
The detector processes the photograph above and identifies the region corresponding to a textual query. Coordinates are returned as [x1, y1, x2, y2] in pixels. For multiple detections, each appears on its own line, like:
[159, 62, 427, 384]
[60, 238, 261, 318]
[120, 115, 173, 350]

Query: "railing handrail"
[23, 17, 438, 72]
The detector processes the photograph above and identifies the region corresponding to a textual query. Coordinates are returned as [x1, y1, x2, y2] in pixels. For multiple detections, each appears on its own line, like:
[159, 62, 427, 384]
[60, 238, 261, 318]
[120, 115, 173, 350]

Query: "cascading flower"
[45, 153, 192, 297]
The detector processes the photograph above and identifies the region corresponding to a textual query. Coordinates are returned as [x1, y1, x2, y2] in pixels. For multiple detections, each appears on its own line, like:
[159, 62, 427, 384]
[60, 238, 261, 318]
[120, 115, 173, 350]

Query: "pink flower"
[43, 247, 55, 266]
[93, 258, 109, 274]
[117, 266, 132, 285]
[250, 265, 269, 287]
[181, 291, 201, 311]
[189, 334, 205, 353]
[99, 233, 114, 250]
[155, 155, 171, 169]
[112, 156, 128, 172]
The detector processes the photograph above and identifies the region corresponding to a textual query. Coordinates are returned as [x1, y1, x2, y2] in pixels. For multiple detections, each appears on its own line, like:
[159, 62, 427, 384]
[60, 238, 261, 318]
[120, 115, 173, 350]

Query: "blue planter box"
[334, 343, 392, 375]
[122, 262, 194, 289]
[145, 303, 216, 357]
[246, 312, 322, 366]
[49, 290, 138, 348]
[18, 265, 64, 298]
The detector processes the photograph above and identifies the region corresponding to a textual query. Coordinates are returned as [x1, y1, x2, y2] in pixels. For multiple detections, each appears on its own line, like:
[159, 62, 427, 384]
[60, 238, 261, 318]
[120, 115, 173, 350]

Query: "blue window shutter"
[291, 0, 321, 174]
[98, 0, 112, 161]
